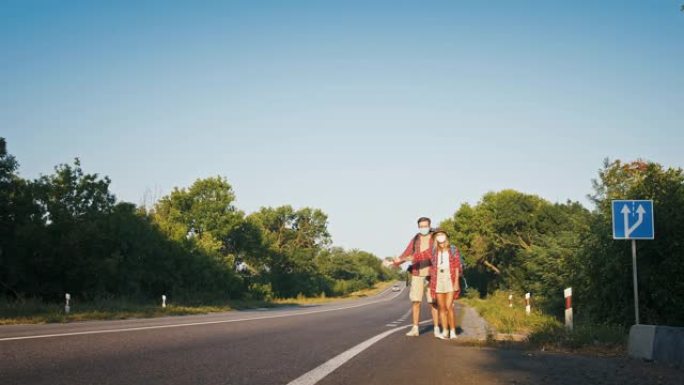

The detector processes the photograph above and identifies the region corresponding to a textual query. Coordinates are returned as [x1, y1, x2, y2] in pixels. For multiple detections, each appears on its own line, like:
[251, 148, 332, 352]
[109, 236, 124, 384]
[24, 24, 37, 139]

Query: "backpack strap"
[412, 233, 420, 254]
[450, 245, 467, 270]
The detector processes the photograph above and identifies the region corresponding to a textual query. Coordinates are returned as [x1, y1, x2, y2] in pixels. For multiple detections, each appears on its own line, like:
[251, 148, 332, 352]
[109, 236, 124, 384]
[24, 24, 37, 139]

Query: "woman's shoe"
[438, 331, 449, 340]
[433, 326, 441, 338]
[449, 330, 458, 339]
[406, 325, 419, 337]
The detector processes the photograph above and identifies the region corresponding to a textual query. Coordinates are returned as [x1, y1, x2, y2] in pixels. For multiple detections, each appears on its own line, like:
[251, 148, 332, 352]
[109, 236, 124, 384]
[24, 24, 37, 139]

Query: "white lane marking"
[0, 284, 406, 342]
[288, 319, 431, 385]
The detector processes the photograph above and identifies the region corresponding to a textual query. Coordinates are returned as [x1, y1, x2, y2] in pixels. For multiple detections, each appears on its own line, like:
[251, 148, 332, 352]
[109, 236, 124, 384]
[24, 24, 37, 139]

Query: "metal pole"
[632, 239, 640, 325]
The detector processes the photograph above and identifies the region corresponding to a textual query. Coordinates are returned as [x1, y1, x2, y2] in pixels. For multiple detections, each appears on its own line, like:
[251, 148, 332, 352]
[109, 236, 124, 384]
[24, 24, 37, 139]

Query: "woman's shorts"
[435, 270, 454, 293]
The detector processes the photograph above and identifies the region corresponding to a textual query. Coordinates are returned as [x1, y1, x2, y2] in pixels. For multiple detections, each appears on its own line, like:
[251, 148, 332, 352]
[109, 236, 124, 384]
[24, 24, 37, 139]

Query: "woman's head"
[432, 228, 449, 249]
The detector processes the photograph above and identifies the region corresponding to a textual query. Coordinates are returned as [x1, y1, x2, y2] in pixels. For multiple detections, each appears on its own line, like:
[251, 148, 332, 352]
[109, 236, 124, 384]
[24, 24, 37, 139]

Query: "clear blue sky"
[2, 1, 683, 257]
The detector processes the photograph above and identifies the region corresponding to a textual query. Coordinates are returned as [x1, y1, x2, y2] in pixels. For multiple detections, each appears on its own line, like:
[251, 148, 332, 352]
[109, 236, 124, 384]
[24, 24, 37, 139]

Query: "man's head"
[417, 217, 431, 235]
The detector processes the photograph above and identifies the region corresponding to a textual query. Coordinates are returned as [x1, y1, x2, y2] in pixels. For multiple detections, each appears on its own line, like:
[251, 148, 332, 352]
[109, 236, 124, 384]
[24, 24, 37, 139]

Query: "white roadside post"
[162, 294, 167, 308]
[65, 293, 71, 314]
[525, 293, 531, 315]
[564, 287, 573, 330]
[508, 293, 513, 308]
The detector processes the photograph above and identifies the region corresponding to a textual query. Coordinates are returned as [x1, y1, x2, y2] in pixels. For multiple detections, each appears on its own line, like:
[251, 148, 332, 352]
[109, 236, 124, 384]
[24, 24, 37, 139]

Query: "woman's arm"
[453, 268, 460, 292]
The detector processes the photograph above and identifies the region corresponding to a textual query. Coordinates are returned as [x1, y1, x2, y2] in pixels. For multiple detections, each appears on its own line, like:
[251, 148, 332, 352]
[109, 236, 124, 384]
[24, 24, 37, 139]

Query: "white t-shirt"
[438, 250, 450, 270]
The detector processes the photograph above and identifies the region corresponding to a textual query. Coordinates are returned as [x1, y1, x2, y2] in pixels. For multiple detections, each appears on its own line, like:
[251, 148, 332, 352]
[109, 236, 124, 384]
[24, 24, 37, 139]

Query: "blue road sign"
[612, 200, 654, 240]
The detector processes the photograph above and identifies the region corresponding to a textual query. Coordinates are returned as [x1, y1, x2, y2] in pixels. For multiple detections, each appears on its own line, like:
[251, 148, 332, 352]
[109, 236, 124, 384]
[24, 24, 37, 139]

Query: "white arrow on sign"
[621, 204, 646, 238]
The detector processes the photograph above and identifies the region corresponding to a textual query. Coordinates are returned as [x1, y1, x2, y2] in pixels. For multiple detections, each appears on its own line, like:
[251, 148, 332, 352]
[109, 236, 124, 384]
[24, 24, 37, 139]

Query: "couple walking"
[389, 217, 463, 340]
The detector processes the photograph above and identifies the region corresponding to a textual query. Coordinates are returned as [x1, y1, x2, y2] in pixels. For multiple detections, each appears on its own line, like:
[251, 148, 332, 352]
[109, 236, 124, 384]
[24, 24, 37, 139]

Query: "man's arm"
[392, 238, 415, 265]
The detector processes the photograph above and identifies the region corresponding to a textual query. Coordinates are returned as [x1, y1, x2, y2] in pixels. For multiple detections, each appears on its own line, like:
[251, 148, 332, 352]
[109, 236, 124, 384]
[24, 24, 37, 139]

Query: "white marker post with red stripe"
[525, 293, 531, 315]
[564, 287, 573, 330]
[65, 293, 71, 314]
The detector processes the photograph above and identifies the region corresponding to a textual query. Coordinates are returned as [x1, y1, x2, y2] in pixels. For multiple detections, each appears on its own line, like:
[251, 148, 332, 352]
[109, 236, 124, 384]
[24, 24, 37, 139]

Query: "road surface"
[1, 283, 681, 385]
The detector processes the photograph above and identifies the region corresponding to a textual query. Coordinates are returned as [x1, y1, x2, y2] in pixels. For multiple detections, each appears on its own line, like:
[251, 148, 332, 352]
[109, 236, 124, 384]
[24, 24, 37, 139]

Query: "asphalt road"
[0, 283, 418, 385]
[1, 283, 681, 385]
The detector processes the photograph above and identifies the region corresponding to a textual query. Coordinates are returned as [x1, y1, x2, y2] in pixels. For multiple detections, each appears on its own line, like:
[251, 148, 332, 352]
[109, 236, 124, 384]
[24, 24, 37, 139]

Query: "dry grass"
[0, 281, 397, 325]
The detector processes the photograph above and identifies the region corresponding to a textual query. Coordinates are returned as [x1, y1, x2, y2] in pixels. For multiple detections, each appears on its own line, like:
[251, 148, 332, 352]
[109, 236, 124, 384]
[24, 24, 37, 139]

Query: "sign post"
[612, 200, 654, 325]
[631, 240, 639, 324]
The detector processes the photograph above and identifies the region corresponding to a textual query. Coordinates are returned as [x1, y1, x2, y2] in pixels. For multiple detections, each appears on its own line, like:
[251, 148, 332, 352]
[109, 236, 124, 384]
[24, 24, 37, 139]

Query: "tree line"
[0, 138, 397, 304]
[441, 159, 684, 326]
[2, 135, 682, 327]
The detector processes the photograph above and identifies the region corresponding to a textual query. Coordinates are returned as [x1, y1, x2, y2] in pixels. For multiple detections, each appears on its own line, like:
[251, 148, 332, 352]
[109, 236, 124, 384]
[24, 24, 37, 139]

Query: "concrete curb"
[629, 324, 684, 365]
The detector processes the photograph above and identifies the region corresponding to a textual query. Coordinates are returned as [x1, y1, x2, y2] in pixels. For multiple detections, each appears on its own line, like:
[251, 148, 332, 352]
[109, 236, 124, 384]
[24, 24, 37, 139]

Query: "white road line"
[287, 319, 431, 385]
[0, 285, 406, 342]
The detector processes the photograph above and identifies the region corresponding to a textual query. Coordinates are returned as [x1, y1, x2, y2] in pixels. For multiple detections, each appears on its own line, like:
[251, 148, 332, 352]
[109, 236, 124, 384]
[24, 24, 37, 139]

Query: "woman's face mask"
[435, 234, 447, 243]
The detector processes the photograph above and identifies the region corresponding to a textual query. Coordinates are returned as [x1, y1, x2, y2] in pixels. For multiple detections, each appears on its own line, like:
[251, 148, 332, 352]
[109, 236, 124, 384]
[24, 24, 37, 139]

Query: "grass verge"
[0, 281, 396, 325]
[460, 290, 627, 355]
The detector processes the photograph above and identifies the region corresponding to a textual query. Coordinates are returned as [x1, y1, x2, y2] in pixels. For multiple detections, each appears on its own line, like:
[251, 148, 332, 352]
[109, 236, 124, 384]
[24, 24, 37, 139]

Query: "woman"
[429, 228, 462, 340]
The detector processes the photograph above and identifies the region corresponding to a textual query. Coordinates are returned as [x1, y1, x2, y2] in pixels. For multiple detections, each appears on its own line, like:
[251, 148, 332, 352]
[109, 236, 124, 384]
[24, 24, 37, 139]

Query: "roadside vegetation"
[0, 138, 400, 324]
[461, 290, 626, 354]
[0, 281, 396, 325]
[447, 159, 682, 352]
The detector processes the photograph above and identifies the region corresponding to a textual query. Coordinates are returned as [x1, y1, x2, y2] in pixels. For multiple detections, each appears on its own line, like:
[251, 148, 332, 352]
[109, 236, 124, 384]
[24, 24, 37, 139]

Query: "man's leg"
[406, 275, 423, 336]
[411, 301, 421, 325]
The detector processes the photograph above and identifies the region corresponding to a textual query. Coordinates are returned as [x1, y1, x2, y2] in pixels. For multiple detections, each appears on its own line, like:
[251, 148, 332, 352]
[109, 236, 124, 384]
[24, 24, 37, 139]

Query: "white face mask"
[418, 228, 430, 236]
[435, 235, 447, 243]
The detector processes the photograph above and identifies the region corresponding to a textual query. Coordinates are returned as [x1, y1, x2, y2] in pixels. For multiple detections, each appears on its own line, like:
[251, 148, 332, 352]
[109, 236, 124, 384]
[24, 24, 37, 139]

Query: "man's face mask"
[418, 227, 430, 236]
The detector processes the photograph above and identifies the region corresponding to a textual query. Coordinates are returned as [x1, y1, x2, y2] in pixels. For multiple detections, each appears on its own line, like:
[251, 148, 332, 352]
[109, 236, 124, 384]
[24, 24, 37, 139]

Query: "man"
[392, 217, 440, 337]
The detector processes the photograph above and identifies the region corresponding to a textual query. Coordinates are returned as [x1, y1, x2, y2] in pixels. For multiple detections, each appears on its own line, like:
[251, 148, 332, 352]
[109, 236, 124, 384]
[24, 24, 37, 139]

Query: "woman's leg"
[436, 293, 448, 334]
[446, 291, 456, 331]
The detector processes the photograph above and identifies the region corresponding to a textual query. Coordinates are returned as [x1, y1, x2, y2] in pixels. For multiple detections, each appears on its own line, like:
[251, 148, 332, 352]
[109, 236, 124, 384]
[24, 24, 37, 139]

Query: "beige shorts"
[409, 275, 433, 303]
[435, 271, 454, 293]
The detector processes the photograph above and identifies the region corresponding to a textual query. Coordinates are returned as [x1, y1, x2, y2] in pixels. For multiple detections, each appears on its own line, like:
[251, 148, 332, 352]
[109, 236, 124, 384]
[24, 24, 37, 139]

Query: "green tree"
[151, 177, 247, 298]
[0, 138, 44, 297]
[247, 205, 331, 297]
[441, 189, 590, 310]
[574, 159, 684, 326]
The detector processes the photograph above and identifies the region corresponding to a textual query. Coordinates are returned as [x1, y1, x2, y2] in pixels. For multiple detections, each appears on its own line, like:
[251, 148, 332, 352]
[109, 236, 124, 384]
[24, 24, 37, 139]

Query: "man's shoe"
[449, 330, 458, 339]
[406, 325, 419, 337]
[437, 330, 448, 340]
[433, 326, 441, 338]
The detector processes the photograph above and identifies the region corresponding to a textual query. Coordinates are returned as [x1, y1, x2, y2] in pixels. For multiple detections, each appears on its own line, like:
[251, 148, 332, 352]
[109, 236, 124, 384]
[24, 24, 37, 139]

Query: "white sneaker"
[449, 329, 458, 339]
[437, 330, 448, 340]
[406, 325, 419, 337]
[433, 326, 441, 338]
